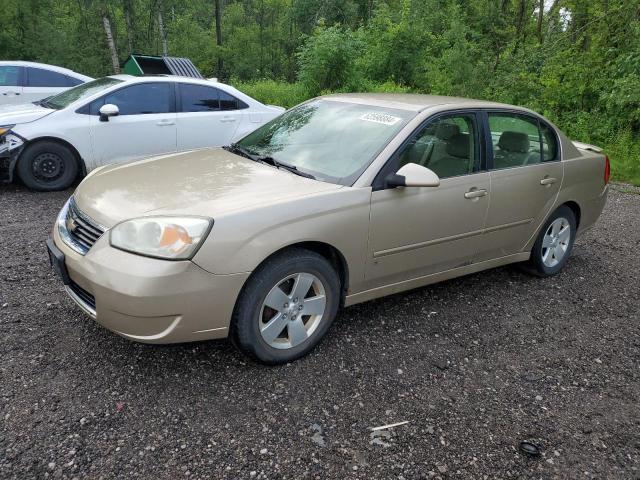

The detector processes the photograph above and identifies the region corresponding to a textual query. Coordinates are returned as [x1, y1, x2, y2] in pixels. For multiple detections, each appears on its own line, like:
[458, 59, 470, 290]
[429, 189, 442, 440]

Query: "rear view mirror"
[386, 163, 440, 188]
[99, 104, 119, 122]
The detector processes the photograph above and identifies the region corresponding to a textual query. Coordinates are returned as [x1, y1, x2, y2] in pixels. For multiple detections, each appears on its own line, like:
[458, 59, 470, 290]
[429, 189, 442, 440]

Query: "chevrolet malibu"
[47, 94, 609, 364]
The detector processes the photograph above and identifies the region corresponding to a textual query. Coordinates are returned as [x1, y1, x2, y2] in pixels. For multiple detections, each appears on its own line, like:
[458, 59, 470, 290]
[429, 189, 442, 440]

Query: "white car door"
[176, 83, 243, 150]
[0, 66, 24, 105]
[88, 82, 177, 166]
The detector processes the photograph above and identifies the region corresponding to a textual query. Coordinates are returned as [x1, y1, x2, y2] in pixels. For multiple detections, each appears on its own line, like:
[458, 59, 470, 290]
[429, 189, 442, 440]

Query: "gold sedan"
[47, 94, 609, 364]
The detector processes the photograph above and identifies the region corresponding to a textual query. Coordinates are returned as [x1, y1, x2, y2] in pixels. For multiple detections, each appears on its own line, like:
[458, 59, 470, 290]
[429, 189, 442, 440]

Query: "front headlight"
[110, 217, 213, 260]
[0, 125, 15, 137]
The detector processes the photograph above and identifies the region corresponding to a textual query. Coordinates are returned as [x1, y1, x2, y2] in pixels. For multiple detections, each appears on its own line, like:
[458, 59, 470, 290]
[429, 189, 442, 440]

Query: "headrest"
[445, 133, 470, 158]
[435, 123, 460, 140]
[498, 131, 530, 153]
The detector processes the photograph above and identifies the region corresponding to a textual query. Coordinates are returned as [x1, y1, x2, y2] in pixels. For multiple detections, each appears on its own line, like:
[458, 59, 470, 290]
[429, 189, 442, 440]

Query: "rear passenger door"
[176, 83, 244, 150]
[474, 111, 563, 261]
[0, 66, 24, 104]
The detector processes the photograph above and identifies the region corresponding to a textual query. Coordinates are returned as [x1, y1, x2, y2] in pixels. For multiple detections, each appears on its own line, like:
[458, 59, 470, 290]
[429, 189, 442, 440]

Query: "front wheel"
[16, 141, 79, 191]
[231, 248, 341, 364]
[525, 205, 577, 277]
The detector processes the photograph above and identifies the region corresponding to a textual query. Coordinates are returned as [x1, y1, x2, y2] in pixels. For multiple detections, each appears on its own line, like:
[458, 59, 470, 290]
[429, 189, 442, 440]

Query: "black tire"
[231, 248, 341, 365]
[525, 205, 577, 277]
[16, 141, 79, 191]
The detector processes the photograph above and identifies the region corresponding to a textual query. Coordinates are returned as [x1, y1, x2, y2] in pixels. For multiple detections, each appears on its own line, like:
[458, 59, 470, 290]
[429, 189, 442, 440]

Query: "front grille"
[66, 199, 105, 254]
[68, 280, 96, 312]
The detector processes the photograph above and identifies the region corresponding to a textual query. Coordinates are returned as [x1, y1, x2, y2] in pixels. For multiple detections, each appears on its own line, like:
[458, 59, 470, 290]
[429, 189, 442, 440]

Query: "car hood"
[0, 102, 55, 126]
[73, 148, 342, 227]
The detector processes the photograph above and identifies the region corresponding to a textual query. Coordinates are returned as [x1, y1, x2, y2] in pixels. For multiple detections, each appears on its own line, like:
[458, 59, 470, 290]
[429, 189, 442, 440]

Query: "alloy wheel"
[541, 217, 571, 268]
[259, 272, 327, 349]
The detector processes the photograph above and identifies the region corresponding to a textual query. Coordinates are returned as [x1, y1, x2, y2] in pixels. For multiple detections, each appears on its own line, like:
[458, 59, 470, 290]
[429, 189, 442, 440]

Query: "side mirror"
[99, 104, 119, 122]
[385, 163, 440, 188]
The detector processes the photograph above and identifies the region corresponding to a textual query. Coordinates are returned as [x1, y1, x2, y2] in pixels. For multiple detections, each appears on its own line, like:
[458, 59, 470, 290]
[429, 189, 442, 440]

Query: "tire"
[231, 248, 341, 365]
[17, 141, 79, 191]
[525, 205, 577, 277]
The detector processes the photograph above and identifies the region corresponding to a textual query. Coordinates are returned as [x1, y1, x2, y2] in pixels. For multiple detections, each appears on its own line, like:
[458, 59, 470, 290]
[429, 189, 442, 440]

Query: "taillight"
[604, 155, 611, 185]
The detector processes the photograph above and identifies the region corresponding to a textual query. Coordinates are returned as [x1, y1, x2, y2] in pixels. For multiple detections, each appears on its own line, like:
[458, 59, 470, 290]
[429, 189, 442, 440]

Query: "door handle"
[2, 92, 19, 96]
[540, 177, 557, 186]
[220, 116, 237, 123]
[464, 188, 488, 199]
[156, 120, 175, 126]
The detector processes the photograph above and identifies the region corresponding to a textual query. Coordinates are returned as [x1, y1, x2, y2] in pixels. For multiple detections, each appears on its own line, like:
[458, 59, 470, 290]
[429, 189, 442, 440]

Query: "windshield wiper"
[224, 143, 316, 180]
[223, 143, 258, 161]
[256, 155, 316, 180]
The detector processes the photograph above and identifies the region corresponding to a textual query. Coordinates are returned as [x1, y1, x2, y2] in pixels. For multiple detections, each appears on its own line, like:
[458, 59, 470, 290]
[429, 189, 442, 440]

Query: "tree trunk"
[214, 0, 223, 77]
[158, 3, 168, 56]
[537, 0, 544, 43]
[102, 15, 120, 74]
[124, 1, 134, 54]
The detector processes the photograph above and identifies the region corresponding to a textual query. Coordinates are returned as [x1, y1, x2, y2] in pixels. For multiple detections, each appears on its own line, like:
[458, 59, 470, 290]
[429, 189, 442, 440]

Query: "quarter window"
[27, 67, 75, 87]
[488, 113, 542, 169]
[103, 83, 172, 115]
[397, 114, 479, 179]
[0, 66, 21, 86]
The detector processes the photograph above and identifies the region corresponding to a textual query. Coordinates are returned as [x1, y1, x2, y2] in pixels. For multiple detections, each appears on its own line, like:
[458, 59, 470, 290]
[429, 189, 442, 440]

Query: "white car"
[0, 75, 285, 190]
[0, 61, 92, 105]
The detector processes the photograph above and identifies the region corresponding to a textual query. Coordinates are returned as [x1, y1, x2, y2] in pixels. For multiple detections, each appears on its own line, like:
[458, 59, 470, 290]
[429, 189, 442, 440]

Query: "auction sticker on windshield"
[359, 112, 402, 125]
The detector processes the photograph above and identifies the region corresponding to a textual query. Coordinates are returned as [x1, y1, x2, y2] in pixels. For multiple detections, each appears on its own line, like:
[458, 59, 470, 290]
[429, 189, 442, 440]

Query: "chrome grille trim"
[65, 282, 97, 319]
[57, 198, 107, 255]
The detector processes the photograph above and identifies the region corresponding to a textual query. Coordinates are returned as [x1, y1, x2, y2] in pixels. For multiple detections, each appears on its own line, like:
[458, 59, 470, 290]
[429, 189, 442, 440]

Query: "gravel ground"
[1, 183, 639, 480]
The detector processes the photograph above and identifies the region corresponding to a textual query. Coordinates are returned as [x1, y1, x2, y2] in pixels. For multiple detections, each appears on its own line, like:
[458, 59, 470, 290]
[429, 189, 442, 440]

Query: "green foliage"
[232, 79, 309, 108]
[603, 131, 640, 186]
[297, 25, 362, 96]
[0, 0, 638, 183]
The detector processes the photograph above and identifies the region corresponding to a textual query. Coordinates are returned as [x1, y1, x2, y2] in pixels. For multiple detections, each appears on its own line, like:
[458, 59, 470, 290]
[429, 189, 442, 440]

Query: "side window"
[103, 83, 172, 115]
[27, 68, 71, 87]
[65, 76, 84, 87]
[489, 113, 541, 169]
[220, 90, 244, 110]
[179, 84, 220, 112]
[0, 66, 22, 86]
[540, 122, 559, 161]
[397, 114, 478, 179]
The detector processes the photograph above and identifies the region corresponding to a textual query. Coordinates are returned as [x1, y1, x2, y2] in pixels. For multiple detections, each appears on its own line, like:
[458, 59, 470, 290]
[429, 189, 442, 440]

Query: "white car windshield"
[43, 77, 123, 110]
[236, 100, 414, 185]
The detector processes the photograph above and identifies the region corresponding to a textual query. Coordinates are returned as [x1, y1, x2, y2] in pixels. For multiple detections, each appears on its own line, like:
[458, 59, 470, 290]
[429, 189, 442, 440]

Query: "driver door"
[366, 112, 490, 288]
[89, 82, 177, 166]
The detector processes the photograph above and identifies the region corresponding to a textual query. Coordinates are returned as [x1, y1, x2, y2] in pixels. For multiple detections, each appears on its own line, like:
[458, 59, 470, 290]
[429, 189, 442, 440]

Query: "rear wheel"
[231, 248, 340, 364]
[525, 205, 577, 277]
[17, 141, 79, 191]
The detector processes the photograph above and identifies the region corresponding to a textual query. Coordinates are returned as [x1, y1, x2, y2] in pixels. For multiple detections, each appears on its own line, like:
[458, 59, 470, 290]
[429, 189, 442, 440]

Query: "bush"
[231, 79, 310, 108]
[603, 130, 640, 185]
[297, 25, 362, 96]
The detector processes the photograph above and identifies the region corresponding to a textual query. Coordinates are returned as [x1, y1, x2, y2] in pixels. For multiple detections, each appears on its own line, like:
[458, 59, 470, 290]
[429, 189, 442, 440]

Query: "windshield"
[236, 99, 414, 185]
[45, 77, 123, 110]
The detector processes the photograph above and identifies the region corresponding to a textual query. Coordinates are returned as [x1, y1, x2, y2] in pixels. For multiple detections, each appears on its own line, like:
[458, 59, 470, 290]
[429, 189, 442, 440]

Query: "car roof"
[0, 61, 92, 80]
[321, 93, 530, 113]
[107, 74, 254, 95]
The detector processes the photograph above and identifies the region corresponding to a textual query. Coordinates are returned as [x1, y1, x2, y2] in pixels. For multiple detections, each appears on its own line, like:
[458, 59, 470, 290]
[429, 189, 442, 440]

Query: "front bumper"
[0, 132, 25, 183]
[51, 224, 249, 344]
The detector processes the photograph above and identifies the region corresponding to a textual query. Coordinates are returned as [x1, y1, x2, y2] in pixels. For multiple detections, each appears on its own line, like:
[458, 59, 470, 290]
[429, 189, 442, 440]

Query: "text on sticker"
[359, 113, 401, 125]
